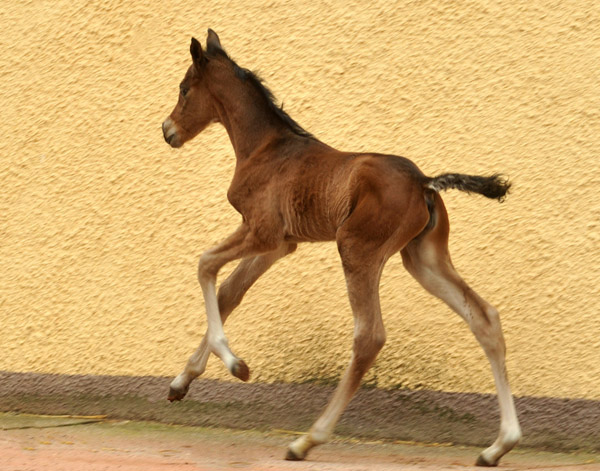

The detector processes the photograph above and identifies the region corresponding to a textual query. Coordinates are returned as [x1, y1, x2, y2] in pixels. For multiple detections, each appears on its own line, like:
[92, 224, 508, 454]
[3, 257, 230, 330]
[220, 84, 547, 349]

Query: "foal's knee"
[197, 252, 218, 284]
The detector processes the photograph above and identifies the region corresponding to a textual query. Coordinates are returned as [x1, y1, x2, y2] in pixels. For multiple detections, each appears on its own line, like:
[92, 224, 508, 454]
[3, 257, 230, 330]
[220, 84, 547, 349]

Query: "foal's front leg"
[169, 225, 274, 392]
[169, 242, 296, 401]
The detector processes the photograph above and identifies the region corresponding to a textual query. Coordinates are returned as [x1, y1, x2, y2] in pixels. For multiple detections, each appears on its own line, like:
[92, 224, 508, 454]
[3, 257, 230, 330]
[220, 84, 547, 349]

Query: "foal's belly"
[278, 174, 351, 243]
[282, 214, 338, 243]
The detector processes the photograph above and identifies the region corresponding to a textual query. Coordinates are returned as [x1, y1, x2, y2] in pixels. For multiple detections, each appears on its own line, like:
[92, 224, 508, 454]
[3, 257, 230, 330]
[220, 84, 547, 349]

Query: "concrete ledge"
[1, 371, 598, 452]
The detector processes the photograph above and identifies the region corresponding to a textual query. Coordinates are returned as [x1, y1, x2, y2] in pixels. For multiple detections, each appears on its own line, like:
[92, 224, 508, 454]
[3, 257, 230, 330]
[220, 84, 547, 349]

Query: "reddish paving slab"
[1, 415, 599, 471]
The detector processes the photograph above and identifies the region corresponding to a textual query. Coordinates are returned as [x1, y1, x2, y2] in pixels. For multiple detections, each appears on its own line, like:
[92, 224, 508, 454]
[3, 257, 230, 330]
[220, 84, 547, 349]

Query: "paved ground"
[1, 413, 599, 471]
[3, 373, 599, 454]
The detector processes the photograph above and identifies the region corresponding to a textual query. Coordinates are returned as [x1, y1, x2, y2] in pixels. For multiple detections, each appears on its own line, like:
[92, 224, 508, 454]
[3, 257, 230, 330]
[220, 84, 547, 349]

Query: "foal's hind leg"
[287, 248, 387, 460]
[401, 206, 521, 466]
[168, 243, 296, 401]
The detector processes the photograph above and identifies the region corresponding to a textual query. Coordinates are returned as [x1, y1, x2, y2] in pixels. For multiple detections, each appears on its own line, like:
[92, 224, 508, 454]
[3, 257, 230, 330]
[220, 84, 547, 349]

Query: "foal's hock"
[162, 29, 521, 467]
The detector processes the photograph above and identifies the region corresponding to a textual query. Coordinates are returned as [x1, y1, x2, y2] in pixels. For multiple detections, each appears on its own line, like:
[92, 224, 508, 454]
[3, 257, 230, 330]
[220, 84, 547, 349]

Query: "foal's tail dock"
[426, 173, 511, 202]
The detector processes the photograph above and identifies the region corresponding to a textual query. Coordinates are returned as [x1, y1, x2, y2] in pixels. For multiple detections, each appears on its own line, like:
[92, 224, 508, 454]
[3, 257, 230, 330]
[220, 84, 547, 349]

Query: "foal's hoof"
[231, 359, 250, 382]
[475, 455, 498, 467]
[167, 385, 189, 402]
[285, 449, 305, 461]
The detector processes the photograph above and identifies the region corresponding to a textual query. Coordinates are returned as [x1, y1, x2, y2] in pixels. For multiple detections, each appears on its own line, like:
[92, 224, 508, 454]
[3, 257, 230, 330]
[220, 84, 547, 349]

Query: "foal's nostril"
[162, 118, 181, 147]
[162, 121, 174, 144]
[162, 121, 170, 138]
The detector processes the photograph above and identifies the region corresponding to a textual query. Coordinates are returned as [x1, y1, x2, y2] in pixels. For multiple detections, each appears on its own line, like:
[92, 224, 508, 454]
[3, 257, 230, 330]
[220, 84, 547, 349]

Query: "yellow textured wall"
[1, 1, 599, 400]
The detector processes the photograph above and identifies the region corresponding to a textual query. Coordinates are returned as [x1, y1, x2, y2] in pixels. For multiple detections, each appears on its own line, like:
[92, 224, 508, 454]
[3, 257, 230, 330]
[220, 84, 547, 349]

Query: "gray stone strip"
[0, 371, 598, 452]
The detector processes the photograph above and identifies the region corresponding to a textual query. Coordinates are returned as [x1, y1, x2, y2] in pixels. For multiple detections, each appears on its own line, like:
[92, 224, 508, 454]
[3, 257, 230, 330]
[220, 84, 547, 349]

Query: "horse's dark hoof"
[285, 449, 304, 461]
[167, 385, 188, 402]
[476, 455, 498, 467]
[231, 359, 250, 382]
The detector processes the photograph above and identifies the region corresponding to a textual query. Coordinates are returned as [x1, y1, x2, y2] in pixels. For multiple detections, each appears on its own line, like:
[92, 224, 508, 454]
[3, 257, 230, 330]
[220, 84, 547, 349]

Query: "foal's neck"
[210, 78, 288, 161]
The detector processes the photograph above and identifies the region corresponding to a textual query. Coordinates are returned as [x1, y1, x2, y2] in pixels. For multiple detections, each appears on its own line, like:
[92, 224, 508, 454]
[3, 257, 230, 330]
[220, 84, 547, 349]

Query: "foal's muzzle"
[162, 118, 182, 148]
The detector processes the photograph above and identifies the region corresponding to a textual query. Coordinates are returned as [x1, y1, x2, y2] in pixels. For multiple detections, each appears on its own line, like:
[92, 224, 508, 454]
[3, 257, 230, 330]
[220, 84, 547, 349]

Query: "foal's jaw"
[162, 117, 183, 148]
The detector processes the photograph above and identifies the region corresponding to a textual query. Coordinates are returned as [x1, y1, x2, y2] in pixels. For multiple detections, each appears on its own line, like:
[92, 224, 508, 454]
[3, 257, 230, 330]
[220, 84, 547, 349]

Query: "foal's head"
[163, 29, 314, 150]
[162, 30, 223, 148]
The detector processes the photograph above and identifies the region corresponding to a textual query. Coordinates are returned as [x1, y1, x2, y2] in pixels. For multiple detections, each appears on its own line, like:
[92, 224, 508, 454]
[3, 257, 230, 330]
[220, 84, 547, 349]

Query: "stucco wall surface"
[1, 1, 598, 399]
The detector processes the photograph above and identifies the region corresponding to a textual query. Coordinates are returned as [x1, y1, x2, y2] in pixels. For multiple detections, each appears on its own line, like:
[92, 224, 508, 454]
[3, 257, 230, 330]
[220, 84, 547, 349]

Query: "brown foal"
[162, 30, 521, 467]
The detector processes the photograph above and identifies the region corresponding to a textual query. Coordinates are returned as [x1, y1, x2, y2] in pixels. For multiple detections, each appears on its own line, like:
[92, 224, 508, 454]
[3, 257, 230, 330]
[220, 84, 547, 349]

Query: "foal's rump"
[339, 153, 511, 253]
[333, 153, 433, 253]
[369, 153, 511, 202]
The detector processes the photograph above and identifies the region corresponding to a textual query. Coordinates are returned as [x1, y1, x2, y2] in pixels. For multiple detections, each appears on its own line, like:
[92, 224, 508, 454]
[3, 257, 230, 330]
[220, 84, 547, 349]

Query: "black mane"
[208, 47, 315, 140]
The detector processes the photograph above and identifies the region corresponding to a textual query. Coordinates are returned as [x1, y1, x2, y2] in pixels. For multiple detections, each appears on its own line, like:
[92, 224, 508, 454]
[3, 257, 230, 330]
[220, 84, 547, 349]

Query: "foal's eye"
[180, 85, 189, 97]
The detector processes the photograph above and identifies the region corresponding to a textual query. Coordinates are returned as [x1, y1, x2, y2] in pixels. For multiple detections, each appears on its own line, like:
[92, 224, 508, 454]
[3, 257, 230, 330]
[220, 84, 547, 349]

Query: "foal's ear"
[206, 28, 222, 54]
[190, 37, 204, 67]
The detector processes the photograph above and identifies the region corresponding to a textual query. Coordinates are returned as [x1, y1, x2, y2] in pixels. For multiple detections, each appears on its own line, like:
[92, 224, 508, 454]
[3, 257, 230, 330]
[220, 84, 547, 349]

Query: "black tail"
[425, 173, 511, 202]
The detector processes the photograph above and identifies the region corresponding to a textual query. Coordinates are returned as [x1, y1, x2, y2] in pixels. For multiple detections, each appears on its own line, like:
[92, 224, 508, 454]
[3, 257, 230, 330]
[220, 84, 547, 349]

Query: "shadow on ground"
[0, 372, 598, 454]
